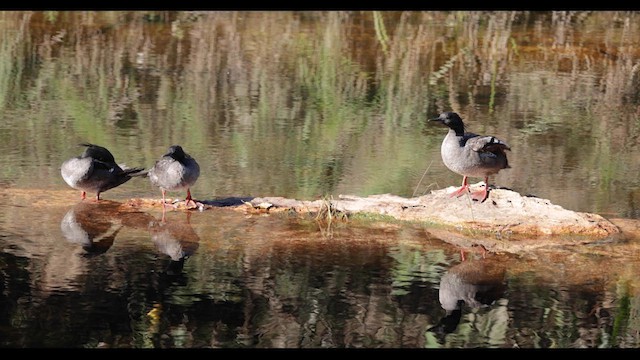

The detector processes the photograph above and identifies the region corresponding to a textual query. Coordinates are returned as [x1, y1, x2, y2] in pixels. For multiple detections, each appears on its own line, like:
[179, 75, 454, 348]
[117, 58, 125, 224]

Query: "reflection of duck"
[60, 201, 158, 256]
[60, 201, 123, 256]
[429, 258, 506, 336]
[148, 211, 200, 274]
[61, 143, 145, 201]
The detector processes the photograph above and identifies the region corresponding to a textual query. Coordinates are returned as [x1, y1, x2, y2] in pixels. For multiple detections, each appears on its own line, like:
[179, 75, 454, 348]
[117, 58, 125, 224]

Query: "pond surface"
[1, 10, 640, 348]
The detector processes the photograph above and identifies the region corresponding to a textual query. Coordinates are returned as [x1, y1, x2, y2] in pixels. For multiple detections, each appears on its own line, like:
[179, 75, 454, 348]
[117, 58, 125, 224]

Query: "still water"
[1, 11, 640, 348]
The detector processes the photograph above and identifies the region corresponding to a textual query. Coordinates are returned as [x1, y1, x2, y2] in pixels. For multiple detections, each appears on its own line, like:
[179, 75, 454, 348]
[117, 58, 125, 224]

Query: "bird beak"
[430, 116, 442, 122]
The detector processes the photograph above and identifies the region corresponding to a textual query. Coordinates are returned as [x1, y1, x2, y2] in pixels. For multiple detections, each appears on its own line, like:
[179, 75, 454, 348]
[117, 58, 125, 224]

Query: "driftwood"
[124, 182, 624, 255]
[230, 183, 622, 254]
[242, 184, 619, 237]
[0, 187, 627, 256]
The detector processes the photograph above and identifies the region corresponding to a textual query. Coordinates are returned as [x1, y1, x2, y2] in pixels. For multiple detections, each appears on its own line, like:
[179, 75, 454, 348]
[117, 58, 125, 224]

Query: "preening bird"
[61, 143, 145, 201]
[147, 145, 200, 208]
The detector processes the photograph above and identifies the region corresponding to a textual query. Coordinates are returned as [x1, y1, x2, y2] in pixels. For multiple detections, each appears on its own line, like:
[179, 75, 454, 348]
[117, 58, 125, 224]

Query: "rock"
[122, 183, 622, 254]
[246, 183, 620, 239]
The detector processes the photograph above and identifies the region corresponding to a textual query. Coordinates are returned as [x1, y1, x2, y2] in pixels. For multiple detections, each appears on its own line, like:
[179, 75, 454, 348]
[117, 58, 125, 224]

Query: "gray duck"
[61, 143, 145, 201]
[431, 112, 510, 202]
[147, 145, 200, 208]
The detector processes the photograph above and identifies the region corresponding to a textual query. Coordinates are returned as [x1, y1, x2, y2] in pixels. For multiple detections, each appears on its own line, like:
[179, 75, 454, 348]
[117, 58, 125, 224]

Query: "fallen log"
[243, 184, 619, 238]
[123, 183, 623, 254]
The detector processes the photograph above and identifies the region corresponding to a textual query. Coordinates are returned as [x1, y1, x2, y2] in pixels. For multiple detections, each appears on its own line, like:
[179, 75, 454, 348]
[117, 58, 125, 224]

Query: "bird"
[430, 112, 511, 202]
[147, 145, 200, 208]
[61, 143, 145, 201]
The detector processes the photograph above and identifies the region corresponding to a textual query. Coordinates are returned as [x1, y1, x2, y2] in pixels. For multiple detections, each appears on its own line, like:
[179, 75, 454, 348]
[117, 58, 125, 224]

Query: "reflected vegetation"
[0, 10, 640, 348]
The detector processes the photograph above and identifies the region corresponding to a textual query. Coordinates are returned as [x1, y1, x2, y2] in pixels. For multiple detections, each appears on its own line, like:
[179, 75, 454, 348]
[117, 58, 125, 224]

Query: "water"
[1, 10, 640, 348]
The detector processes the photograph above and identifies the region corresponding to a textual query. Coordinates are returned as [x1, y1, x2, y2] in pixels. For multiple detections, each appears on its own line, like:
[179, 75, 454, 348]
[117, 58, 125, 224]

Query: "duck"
[147, 145, 200, 208]
[61, 143, 145, 201]
[430, 112, 510, 202]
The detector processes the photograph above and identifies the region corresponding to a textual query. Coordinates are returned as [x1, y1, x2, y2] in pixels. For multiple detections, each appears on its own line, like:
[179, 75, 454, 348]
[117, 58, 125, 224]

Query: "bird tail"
[122, 167, 148, 177]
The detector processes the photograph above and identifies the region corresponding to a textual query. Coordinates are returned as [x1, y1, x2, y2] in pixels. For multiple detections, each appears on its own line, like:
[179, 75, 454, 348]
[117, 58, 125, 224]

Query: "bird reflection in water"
[60, 200, 125, 256]
[148, 209, 200, 276]
[60, 200, 200, 276]
[429, 256, 507, 338]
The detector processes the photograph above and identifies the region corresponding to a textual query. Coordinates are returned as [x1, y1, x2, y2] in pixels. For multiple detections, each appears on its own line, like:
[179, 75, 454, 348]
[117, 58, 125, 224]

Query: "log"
[124, 183, 623, 254]
[243, 184, 619, 238]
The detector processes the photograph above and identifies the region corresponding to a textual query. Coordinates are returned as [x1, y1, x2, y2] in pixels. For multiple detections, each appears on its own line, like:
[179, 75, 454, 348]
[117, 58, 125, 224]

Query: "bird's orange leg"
[450, 176, 470, 197]
[80, 191, 86, 200]
[470, 177, 489, 202]
[160, 189, 172, 208]
[185, 189, 197, 208]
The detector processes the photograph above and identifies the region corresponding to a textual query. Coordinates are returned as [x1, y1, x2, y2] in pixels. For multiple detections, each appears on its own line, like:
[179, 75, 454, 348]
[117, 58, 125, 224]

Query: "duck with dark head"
[430, 112, 510, 202]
